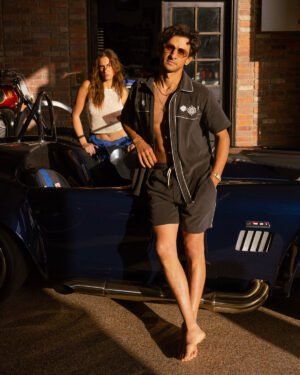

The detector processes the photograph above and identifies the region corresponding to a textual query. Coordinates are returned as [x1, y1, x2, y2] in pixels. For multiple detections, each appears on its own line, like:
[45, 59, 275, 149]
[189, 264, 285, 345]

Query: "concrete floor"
[0, 280, 299, 375]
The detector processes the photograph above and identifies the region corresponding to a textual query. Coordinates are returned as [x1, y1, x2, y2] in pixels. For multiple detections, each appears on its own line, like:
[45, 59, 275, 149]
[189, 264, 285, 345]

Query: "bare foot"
[178, 323, 186, 359]
[180, 324, 206, 362]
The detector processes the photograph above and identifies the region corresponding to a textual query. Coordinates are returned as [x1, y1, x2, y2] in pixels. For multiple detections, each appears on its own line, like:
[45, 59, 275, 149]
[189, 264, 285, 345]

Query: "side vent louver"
[235, 230, 272, 253]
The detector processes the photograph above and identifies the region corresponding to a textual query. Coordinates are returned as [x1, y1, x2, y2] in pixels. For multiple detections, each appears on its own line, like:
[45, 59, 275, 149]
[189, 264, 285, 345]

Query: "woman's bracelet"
[77, 134, 85, 140]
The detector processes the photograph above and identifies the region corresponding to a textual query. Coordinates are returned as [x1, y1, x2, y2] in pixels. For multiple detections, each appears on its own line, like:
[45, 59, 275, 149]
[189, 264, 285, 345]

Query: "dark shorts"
[146, 164, 217, 233]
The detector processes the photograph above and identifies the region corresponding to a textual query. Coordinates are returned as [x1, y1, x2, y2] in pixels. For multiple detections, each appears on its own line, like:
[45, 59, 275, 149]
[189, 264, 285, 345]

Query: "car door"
[27, 186, 158, 283]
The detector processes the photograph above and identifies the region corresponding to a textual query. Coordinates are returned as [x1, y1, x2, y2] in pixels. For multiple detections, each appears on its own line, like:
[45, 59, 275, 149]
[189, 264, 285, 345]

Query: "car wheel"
[0, 230, 28, 302]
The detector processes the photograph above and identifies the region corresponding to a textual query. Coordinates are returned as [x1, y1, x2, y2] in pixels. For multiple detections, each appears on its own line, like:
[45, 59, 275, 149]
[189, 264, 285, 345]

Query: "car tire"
[0, 230, 28, 302]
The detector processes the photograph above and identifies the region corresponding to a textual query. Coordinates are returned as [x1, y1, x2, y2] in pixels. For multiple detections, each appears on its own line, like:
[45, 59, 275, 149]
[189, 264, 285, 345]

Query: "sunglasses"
[163, 43, 189, 58]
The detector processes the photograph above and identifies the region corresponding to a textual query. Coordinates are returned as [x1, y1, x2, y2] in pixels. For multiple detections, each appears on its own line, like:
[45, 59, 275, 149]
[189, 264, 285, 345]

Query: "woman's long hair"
[88, 49, 124, 107]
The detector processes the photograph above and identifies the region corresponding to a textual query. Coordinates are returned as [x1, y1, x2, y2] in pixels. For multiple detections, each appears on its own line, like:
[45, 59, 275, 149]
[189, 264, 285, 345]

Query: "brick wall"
[236, 0, 300, 147]
[1, 0, 300, 147]
[0, 0, 88, 128]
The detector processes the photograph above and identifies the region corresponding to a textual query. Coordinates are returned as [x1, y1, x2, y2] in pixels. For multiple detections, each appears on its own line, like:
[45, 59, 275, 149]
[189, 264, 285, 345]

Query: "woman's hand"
[82, 142, 97, 156]
[135, 139, 157, 168]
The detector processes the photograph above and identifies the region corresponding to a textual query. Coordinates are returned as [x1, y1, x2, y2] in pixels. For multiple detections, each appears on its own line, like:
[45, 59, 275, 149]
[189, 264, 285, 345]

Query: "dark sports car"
[0, 71, 299, 313]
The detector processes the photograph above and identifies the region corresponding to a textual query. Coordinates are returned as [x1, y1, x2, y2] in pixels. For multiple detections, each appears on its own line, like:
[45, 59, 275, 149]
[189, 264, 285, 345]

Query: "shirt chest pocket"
[176, 108, 202, 122]
[136, 97, 150, 113]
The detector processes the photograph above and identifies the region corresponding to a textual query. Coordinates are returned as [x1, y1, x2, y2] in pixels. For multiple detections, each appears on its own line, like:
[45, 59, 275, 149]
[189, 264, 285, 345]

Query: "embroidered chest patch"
[180, 105, 197, 116]
[187, 105, 197, 116]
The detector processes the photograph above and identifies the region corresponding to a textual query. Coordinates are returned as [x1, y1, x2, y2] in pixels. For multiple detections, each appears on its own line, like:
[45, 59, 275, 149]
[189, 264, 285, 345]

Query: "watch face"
[212, 172, 221, 181]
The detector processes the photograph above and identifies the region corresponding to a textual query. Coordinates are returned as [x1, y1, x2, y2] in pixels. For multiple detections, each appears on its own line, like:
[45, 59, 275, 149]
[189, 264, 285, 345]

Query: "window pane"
[198, 36, 220, 59]
[198, 7, 220, 32]
[172, 8, 195, 29]
[196, 62, 220, 85]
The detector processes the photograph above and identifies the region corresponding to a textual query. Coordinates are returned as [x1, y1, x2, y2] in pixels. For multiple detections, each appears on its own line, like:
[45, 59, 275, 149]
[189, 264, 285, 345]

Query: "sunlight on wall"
[25, 64, 55, 97]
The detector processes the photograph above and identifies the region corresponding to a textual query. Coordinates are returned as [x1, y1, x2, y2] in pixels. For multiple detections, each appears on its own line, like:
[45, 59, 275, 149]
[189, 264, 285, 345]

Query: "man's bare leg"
[183, 232, 206, 319]
[179, 231, 207, 359]
[153, 224, 204, 362]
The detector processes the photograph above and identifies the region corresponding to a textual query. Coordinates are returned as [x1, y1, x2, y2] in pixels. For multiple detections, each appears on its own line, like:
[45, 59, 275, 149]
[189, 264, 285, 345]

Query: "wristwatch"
[211, 172, 222, 182]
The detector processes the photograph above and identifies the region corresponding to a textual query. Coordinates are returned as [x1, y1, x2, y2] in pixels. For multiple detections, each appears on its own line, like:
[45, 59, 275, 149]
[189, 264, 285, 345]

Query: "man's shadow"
[0, 279, 156, 374]
[115, 299, 182, 359]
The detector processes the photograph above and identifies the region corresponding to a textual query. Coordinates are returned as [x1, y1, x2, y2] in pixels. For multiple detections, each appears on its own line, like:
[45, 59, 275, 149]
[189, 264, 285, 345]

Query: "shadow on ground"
[265, 279, 300, 320]
[115, 300, 182, 359]
[0, 280, 154, 375]
[223, 279, 300, 359]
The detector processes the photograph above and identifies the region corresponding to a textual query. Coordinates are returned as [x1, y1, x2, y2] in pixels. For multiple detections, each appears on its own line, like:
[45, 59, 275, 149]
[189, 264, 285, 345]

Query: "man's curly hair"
[159, 24, 200, 57]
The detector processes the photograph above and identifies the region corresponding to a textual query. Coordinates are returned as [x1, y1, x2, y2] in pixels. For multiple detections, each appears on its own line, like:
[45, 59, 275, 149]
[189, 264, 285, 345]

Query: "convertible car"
[0, 71, 299, 313]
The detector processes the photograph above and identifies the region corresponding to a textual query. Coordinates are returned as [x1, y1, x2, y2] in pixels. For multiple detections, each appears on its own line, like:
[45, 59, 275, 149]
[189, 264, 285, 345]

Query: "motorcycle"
[0, 70, 71, 140]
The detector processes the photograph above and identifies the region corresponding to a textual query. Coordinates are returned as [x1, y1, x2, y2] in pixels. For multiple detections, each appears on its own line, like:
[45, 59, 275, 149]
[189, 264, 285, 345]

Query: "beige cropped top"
[87, 88, 124, 134]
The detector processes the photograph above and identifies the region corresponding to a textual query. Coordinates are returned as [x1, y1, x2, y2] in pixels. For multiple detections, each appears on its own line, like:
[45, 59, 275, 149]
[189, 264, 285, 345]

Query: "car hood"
[224, 149, 300, 183]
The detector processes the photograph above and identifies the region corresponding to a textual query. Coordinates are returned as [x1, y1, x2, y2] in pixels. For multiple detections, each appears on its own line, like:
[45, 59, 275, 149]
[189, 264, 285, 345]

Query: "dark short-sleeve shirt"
[121, 72, 231, 203]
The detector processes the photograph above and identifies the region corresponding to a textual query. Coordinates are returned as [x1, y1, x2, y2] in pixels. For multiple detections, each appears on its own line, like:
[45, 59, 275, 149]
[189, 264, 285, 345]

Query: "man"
[121, 24, 230, 362]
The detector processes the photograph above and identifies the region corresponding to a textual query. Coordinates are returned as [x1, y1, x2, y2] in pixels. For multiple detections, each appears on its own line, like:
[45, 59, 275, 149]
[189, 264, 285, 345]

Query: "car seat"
[34, 168, 70, 188]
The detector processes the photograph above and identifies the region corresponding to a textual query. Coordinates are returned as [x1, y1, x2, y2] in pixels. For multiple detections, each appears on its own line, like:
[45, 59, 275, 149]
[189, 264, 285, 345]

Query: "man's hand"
[210, 174, 220, 187]
[135, 139, 157, 168]
[210, 129, 230, 187]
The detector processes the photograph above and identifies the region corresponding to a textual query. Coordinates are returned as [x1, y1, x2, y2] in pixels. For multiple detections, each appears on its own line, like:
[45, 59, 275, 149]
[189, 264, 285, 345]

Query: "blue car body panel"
[208, 183, 300, 286]
[27, 187, 155, 281]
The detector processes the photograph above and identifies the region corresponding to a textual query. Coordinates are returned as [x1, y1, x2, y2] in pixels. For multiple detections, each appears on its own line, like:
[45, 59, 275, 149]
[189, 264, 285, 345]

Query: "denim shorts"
[146, 164, 217, 233]
[89, 135, 132, 160]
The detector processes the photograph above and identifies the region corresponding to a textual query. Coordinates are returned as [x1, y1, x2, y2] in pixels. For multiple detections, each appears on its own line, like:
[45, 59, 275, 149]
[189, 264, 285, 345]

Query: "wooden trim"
[87, 0, 98, 74]
[229, 0, 238, 146]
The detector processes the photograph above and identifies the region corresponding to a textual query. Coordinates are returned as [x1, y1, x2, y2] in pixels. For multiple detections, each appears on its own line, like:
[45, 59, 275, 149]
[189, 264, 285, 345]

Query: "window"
[162, 2, 225, 104]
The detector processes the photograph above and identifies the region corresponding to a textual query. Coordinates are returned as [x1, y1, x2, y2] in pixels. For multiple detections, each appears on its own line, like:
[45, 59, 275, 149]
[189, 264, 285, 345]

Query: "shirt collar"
[178, 71, 194, 92]
[145, 77, 155, 93]
[142, 71, 193, 93]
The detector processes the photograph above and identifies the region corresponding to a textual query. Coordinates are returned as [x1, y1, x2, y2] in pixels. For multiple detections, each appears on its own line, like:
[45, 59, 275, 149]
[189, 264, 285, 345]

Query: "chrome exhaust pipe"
[201, 279, 269, 313]
[63, 279, 269, 314]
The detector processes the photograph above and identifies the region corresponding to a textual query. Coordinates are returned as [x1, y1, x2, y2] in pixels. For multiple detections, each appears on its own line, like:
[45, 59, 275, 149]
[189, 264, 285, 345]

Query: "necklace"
[154, 81, 176, 96]
[154, 84, 168, 111]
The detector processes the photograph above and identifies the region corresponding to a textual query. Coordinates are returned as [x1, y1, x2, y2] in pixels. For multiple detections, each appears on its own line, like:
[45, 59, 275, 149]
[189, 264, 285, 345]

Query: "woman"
[72, 49, 131, 158]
